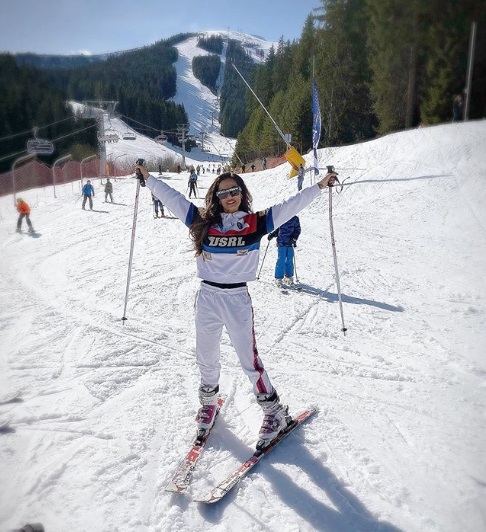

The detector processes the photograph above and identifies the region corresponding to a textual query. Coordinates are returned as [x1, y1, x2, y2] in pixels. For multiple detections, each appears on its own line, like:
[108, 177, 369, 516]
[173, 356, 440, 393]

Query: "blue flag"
[312, 77, 321, 175]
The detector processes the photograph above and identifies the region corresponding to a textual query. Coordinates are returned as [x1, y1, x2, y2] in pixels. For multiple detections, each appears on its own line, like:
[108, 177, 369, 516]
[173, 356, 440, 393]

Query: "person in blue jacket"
[82, 180, 95, 210]
[268, 215, 301, 287]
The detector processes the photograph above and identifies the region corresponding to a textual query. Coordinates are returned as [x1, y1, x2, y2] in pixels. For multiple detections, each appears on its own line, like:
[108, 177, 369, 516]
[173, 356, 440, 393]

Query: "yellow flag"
[284, 146, 305, 178]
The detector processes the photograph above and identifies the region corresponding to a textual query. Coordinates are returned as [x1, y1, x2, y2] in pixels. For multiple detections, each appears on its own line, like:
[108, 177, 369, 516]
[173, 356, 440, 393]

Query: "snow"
[1, 31, 486, 532]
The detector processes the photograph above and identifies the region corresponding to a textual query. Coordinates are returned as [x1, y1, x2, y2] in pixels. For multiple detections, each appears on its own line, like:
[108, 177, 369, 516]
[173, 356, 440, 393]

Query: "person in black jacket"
[452, 94, 463, 122]
[268, 215, 301, 287]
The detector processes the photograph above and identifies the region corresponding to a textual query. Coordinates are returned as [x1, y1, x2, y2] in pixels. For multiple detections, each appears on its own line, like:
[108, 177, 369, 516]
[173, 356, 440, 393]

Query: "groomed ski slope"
[0, 120, 485, 532]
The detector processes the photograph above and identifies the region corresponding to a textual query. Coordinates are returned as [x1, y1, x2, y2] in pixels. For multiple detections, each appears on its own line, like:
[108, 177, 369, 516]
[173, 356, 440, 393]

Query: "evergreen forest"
[234, 0, 485, 162]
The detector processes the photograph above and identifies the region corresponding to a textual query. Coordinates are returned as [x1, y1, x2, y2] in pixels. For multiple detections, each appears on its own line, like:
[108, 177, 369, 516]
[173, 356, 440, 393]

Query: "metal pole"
[293, 247, 299, 283]
[257, 240, 270, 280]
[99, 113, 107, 184]
[80, 154, 97, 191]
[11, 153, 35, 206]
[122, 177, 142, 322]
[464, 21, 477, 121]
[328, 186, 347, 335]
[113, 153, 127, 180]
[52, 154, 72, 198]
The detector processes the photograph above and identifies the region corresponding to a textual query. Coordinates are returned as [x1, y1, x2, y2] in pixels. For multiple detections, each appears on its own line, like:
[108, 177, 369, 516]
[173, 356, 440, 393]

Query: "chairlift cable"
[51, 123, 98, 142]
[0, 116, 76, 143]
[0, 149, 28, 163]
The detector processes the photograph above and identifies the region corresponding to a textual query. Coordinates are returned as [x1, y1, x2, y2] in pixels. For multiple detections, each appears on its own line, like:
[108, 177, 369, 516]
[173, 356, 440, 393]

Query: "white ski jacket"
[147, 175, 321, 284]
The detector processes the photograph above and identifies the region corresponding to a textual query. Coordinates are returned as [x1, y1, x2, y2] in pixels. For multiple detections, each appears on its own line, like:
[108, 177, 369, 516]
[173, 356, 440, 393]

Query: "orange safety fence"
[0, 158, 131, 197]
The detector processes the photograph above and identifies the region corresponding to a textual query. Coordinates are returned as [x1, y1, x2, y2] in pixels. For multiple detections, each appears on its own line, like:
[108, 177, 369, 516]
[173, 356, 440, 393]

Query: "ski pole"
[293, 246, 299, 283]
[257, 240, 270, 279]
[122, 165, 145, 322]
[327, 169, 347, 335]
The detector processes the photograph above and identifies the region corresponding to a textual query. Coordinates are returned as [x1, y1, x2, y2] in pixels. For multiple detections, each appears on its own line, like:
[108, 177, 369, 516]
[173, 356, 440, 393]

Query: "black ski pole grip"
[136, 169, 146, 187]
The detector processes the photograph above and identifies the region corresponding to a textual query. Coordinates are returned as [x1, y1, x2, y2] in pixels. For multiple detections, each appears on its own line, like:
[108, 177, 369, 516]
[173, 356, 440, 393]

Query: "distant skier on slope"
[81, 180, 95, 210]
[151, 193, 165, 218]
[188, 170, 198, 198]
[104, 178, 114, 203]
[297, 163, 305, 191]
[136, 163, 336, 450]
[16, 198, 35, 233]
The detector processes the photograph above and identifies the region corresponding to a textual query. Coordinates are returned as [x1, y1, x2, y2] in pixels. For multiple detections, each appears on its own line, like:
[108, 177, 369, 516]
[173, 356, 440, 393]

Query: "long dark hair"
[190, 172, 253, 256]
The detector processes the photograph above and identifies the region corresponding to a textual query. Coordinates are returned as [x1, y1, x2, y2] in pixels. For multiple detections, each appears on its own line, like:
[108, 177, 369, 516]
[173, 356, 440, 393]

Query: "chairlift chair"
[154, 134, 168, 144]
[27, 138, 54, 155]
[98, 130, 120, 143]
[122, 131, 137, 140]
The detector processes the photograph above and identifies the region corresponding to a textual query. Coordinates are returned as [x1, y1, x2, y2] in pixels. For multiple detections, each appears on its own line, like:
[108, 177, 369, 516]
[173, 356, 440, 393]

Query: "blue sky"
[0, 0, 321, 55]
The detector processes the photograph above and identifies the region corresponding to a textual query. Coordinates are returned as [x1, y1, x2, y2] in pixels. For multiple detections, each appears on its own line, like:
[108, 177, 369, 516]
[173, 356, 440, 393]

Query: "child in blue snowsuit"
[268, 215, 301, 286]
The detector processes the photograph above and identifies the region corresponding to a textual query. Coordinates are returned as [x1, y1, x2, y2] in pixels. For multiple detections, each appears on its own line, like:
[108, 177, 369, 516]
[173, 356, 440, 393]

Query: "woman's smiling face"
[217, 178, 242, 213]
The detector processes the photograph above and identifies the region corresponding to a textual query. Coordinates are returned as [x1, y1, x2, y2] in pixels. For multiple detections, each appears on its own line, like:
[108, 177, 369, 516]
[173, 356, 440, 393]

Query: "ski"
[165, 396, 225, 493]
[195, 407, 317, 504]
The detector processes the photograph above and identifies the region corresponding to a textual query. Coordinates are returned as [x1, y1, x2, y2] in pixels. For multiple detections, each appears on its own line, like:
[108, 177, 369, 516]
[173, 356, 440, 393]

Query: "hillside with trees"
[1, 6, 484, 172]
[219, 39, 256, 138]
[197, 35, 224, 55]
[0, 54, 97, 173]
[234, 0, 485, 163]
[192, 54, 222, 94]
[44, 35, 189, 136]
[0, 34, 191, 172]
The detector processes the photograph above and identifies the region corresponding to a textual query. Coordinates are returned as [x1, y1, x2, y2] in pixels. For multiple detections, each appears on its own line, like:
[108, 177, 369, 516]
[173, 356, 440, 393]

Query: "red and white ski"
[165, 396, 225, 493]
[194, 407, 317, 504]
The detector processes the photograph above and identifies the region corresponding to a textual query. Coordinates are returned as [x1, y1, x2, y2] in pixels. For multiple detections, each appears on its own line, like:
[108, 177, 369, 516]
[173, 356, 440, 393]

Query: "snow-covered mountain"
[1, 118, 485, 531]
[76, 30, 277, 171]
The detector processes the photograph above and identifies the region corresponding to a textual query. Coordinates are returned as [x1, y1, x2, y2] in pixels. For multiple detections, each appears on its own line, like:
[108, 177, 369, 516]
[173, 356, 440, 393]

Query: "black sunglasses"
[216, 186, 241, 200]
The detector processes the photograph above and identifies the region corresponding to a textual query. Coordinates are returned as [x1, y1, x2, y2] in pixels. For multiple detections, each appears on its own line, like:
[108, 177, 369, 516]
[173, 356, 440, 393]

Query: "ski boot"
[195, 385, 220, 444]
[283, 276, 294, 287]
[256, 391, 291, 451]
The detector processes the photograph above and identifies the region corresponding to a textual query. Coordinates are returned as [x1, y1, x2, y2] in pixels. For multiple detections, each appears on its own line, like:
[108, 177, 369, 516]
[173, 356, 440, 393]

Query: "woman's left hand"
[317, 172, 337, 189]
[134, 164, 149, 179]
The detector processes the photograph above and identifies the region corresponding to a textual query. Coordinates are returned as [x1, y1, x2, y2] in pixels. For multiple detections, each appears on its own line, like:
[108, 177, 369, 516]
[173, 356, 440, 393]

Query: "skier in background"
[452, 94, 463, 121]
[136, 162, 336, 450]
[104, 178, 114, 203]
[82, 180, 95, 210]
[297, 163, 305, 191]
[16, 198, 35, 233]
[152, 193, 165, 218]
[188, 170, 198, 199]
[268, 215, 301, 287]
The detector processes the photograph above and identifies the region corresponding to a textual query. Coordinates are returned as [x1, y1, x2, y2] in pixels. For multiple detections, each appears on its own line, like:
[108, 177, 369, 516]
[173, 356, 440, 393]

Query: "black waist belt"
[202, 280, 247, 289]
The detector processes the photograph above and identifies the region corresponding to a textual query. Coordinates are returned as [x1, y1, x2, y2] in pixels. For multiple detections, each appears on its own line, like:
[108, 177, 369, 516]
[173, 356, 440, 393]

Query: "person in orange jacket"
[16, 198, 35, 233]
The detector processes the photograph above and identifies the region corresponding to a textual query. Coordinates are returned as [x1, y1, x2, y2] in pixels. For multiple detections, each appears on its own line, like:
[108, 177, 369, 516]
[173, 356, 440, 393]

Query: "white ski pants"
[194, 282, 274, 396]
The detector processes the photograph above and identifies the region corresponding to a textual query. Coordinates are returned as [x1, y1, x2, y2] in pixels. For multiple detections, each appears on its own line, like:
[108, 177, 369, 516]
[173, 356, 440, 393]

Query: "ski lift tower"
[177, 123, 189, 169]
[82, 100, 118, 180]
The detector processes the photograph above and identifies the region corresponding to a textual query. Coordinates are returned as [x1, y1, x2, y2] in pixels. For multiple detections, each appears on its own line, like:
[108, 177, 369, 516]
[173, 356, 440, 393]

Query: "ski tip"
[165, 482, 187, 494]
[194, 494, 221, 504]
